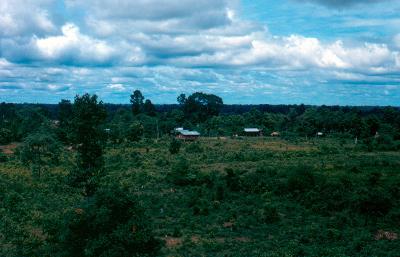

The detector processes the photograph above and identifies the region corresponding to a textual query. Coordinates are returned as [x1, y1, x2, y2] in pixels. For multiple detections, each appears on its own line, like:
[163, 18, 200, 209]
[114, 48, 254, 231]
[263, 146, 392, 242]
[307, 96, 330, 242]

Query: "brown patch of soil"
[191, 235, 200, 244]
[0, 143, 19, 155]
[235, 237, 251, 242]
[164, 237, 183, 248]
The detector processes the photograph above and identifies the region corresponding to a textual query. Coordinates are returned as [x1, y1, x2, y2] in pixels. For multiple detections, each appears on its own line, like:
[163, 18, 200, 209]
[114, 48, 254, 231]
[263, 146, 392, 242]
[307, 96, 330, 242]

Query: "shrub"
[127, 122, 144, 142]
[260, 204, 280, 224]
[59, 186, 161, 257]
[155, 157, 169, 167]
[0, 151, 7, 163]
[287, 166, 315, 194]
[225, 168, 241, 192]
[354, 188, 392, 217]
[0, 128, 12, 145]
[169, 138, 181, 154]
[169, 158, 193, 186]
[185, 142, 203, 153]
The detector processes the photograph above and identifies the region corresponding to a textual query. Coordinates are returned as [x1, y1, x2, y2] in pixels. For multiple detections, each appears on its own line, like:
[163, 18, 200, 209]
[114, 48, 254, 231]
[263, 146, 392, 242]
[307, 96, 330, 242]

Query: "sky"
[0, 0, 400, 105]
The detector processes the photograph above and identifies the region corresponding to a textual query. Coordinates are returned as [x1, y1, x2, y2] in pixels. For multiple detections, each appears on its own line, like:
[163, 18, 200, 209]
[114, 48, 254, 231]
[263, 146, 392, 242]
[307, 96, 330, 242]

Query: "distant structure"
[270, 131, 280, 137]
[244, 128, 263, 137]
[174, 128, 201, 141]
[316, 132, 324, 137]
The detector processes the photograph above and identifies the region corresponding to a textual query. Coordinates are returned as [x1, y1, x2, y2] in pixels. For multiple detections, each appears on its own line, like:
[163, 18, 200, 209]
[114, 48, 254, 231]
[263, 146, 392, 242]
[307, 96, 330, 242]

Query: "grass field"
[1, 137, 400, 256]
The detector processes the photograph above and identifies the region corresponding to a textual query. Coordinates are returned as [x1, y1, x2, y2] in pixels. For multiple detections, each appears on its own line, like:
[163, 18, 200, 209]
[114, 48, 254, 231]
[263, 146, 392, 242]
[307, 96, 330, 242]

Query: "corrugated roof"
[244, 128, 261, 133]
[180, 130, 200, 136]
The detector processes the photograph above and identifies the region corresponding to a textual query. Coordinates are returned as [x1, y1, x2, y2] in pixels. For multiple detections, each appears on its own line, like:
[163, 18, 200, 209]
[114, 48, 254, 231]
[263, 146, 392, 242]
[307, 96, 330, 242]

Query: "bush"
[185, 141, 203, 153]
[355, 188, 392, 217]
[260, 204, 280, 224]
[59, 186, 161, 257]
[287, 166, 315, 194]
[169, 158, 193, 186]
[225, 168, 241, 192]
[0, 151, 7, 163]
[0, 128, 12, 144]
[169, 138, 181, 154]
[127, 122, 144, 142]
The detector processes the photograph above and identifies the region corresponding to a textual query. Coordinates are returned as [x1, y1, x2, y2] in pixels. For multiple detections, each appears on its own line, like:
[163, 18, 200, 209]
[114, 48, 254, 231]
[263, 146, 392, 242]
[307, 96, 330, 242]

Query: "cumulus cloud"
[34, 23, 116, 65]
[0, 0, 399, 105]
[0, 0, 56, 37]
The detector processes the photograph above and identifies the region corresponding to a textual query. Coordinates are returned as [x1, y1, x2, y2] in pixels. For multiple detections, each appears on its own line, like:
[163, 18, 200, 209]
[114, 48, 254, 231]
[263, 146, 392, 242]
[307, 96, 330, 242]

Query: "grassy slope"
[1, 137, 400, 256]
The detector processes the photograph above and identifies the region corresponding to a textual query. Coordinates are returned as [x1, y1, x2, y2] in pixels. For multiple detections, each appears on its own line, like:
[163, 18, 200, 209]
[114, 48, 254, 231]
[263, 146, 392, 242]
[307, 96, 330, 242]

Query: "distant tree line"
[1, 92, 400, 149]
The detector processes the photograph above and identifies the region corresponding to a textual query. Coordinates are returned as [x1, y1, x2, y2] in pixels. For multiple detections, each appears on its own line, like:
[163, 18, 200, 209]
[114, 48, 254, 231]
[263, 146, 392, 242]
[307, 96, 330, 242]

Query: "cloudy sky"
[0, 0, 399, 105]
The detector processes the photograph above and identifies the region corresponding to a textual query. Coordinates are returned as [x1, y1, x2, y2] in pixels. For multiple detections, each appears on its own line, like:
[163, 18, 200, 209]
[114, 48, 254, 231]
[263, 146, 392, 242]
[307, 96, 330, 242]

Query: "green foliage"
[130, 90, 144, 115]
[169, 138, 181, 154]
[260, 204, 280, 224]
[17, 130, 61, 176]
[128, 121, 144, 142]
[169, 157, 196, 186]
[185, 141, 204, 153]
[0, 127, 12, 144]
[143, 99, 156, 116]
[57, 99, 73, 143]
[179, 92, 223, 123]
[0, 151, 7, 162]
[2, 95, 400, 256]
[68, 94, 107, 195]
[287, 166, 316, 194]
[59, 186, 161, 257]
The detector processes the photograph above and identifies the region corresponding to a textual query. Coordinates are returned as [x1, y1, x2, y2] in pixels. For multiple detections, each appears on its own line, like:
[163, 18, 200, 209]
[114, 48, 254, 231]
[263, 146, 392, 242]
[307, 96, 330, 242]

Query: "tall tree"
[180, 92, 223, 123]
[130, 90, 144, 115]
[57, 99, 73, 142]
[143, 99, 156, 116]
[177, 94, 186, 105]
[68, 94, 107, 196]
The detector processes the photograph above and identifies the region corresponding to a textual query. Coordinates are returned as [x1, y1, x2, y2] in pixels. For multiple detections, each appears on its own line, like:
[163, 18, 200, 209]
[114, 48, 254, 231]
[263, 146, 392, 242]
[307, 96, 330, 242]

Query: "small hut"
[244, 128, 263, 137]
[175, 129, 200, 141]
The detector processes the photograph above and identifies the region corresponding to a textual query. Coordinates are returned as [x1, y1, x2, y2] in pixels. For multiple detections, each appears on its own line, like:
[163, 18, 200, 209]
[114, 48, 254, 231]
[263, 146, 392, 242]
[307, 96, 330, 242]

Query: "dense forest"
[1, 91, 400, 256]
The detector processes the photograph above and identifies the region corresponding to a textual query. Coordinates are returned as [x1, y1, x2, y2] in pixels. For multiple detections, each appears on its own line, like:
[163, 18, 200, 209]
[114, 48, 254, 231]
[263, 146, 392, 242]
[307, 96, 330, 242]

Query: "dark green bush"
[169, 138, 181, 154]
[260, 204, 280, 223]
[59, 186, 161, 257]
[355, 188, 392, 217]
[185, 141, 203, 153]
[169, 158, 193, 186]
[287, 166, 316, 194]
[0, 152, 7, 163]
[0, 128, 12, 144]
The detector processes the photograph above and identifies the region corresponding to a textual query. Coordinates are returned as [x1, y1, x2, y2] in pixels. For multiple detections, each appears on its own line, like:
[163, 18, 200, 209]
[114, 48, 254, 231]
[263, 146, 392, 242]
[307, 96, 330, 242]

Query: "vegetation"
[0, 91, 399, 256]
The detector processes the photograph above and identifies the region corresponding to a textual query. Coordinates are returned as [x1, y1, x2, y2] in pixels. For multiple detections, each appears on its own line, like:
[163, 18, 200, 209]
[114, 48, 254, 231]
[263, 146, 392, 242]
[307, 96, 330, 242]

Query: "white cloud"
[107, 83, 126, 91]
[1, 0, 400, 105]
[34, 23, 115, 64]
[0, 0, 55, 37]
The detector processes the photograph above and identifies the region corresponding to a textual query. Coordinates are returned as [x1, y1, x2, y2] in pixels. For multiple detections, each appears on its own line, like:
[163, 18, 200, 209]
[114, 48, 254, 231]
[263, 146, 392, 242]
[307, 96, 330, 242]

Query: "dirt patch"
[223, 221, 234, 228]
[251, 141, 315, 152]
[235, 237, 251, 242]
[0, 143, 19, 155]
[191, 235, 200, 244]
[164, 237, 183, 248]
[375, 230, 398, 241]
